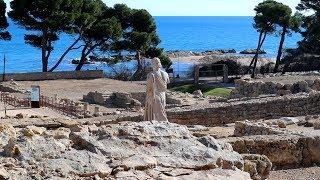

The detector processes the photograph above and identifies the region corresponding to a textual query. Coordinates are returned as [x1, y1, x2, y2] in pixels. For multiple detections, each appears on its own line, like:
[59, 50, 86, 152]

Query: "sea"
[0, 16, 301, 75]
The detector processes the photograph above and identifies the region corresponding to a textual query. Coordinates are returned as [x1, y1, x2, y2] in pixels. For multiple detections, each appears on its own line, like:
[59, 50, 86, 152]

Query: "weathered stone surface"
[234, 121, 285, 137]
[110, 92, 142, 110]
[0, 124, 16, 148]
[83, 91, 107, 105]
[314, 122, 320, 130]
[0, 121, 249, 179]
[224, 133, 320, 169]
[242, 154, 272, 180]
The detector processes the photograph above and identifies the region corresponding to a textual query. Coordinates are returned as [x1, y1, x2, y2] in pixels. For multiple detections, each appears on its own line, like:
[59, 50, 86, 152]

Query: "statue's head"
[152, 57, 162, 71]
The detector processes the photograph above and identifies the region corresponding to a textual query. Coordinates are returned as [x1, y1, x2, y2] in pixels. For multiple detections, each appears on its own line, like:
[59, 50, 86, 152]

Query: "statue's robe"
[144, 70, 170, 122]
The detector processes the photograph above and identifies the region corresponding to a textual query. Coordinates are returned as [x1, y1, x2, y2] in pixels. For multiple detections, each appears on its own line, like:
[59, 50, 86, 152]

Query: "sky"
[104, 0, 301, 16]
[4, 0, 301, 16]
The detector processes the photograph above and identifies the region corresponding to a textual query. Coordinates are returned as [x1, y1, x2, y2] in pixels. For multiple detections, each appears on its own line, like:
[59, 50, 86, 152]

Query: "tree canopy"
[296, 0, 320, 54]
[8, 0, 80, 72]
[273, 3, 301, 72]
[0, 0, 11, 41]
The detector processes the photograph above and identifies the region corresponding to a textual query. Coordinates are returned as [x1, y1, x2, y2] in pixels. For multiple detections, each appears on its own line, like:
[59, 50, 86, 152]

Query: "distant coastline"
[0, 16, 300, 73]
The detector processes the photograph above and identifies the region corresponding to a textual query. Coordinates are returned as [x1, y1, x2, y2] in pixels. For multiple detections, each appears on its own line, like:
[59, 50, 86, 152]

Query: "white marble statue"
[144, 57, 170, 122]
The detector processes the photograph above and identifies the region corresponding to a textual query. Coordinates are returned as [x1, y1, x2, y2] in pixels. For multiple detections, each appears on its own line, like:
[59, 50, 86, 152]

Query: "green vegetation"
[203, 88, 232, 97]
[248, 0, 283, 77]
[0, 0, 10, 41]
[7, 0, 170, 73]
[273, 6, 301, 73]
[297, 0, 320, 54]
[8, 0, 74, 71]
[170, 84, 232, 98]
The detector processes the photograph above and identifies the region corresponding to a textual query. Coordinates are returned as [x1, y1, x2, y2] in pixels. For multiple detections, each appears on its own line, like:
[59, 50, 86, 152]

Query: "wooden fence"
[0, 92, 86, 118]
[39, 95, 86, 118]
[0, 92, 30, 108]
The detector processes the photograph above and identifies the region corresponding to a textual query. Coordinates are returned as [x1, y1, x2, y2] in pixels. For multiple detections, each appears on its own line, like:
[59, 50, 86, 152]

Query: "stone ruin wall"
[230, 78, 320, 98]
[167, 92, 320, 126]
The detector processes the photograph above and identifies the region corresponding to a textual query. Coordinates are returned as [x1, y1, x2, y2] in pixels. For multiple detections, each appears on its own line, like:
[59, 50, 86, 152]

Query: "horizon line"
[152, 15, 254, 17]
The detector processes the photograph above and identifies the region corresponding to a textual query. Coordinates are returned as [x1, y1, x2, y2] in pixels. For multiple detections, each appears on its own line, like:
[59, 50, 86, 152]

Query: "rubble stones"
[230, 78, 320, 98]
[83, 91, 107, 105]
[110, 92, 142, 110]
[242, 154, 272, 180]
[234, 121, 285, 137]
[193, 90, 203, 98]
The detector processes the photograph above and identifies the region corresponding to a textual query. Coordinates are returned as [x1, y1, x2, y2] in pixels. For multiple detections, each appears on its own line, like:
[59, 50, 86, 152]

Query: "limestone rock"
[25, 126, 46, 135]
[53, 127, 71, 139]
[0, 121, 250, 179]
[15, 113, 27, 119]
[114, 154, 157, 170]
[0, 168, 9, 180]
[193, 90, 203, 98]
[83, 91, 106, 105]
[3, 138, 21, 157]
[314, 122, 320, 130]
[110, 92, 142, 110]
[281, 117, 299, 125]
[242, 154, 272, 180]
[0, 124, 16, 148]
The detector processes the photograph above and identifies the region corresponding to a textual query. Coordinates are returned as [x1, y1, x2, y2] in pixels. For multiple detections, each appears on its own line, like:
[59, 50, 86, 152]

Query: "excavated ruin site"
[0, 74, 319, 179]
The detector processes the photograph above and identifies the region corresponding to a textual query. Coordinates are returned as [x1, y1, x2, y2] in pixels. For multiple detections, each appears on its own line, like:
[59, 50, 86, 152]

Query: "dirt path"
[270, 167, 320, 180]
[7, 78, 146, 101]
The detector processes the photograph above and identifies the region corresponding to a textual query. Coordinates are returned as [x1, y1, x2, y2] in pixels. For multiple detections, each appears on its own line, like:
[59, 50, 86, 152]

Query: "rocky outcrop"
[240, 49, 266, 54]
[166, 49, 237, 58]
[0, 122, 250, 179]
[224, 133, 320, 169]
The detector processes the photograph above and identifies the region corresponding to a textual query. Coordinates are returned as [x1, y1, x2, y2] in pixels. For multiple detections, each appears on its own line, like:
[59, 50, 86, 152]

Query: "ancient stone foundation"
[224, 134, 320, 169]
[230, 78, 320, 98]
[168, 92, 320, 126]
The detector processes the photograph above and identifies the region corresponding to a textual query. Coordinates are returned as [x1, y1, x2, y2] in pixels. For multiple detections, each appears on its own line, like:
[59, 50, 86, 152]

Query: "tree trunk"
[41, 30, 48, 72]
[132, 51, 143, 80]
[75, 55, 87, 71]
[274, 26, 287, 73]
[49, 36, 81, 72]
[246, 32, 263, 74]
[251, 32, 267, 78]
[75, 46, 88, 71]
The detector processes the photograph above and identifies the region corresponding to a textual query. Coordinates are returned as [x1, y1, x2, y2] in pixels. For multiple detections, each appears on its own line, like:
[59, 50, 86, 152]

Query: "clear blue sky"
[4, 0, 300, 16]
[104, 0, 300, 16]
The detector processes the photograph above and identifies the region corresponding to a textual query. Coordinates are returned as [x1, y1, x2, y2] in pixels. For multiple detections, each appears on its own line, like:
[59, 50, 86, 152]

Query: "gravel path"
[270, 167, 320, 180]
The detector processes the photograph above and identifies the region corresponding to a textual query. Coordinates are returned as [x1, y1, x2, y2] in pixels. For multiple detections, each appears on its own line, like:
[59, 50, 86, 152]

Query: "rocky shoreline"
[166, 49, 267, 58]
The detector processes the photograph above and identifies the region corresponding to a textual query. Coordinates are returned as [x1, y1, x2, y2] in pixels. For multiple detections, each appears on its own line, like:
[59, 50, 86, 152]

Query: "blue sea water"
[0, 16, 301, 74]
